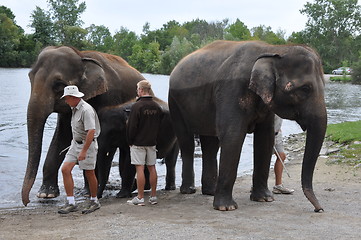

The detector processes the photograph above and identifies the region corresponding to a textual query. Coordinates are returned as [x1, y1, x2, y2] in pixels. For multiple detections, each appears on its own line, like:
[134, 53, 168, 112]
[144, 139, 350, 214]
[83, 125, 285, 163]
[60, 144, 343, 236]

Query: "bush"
[329, 76, 351, 82]
[351, 59, 361, 84]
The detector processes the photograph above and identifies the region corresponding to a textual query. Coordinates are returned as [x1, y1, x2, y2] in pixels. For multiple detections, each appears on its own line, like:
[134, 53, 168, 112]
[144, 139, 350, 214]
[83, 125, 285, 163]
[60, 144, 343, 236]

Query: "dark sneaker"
[127, 197, 145, 206]
[272, 184, 295, 194]
[149, 196, 158, 205]
[58, 203, 78, 214]
[82, 200, 101, 214]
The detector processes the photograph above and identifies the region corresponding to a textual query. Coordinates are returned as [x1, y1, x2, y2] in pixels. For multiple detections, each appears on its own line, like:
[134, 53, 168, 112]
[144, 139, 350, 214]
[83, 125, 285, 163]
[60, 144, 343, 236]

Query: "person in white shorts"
[58, 85, 101, 214]
[272, 115, 294, 194]
[126, 80, 163, 206]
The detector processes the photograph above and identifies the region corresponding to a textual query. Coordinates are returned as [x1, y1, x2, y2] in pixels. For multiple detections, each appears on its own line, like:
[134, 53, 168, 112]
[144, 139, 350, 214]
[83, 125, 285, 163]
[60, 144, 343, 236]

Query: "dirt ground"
[1, 133, 361, 240]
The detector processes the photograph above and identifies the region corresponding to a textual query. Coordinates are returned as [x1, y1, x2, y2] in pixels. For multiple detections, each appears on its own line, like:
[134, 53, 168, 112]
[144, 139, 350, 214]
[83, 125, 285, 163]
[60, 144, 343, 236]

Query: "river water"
[1, 68, 360, 209]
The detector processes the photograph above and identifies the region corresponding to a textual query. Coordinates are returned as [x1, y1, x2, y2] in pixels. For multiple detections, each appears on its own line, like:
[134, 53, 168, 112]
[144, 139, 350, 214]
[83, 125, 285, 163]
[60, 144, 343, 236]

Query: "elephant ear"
[80, 57, 108, 100]
[249, 54, 281, 105]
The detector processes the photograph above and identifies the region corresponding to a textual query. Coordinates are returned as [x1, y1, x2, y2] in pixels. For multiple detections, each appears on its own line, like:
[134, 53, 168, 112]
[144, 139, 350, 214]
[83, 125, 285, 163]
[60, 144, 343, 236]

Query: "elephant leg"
[199, 135, 219, 195]
[213, 134, 245, 211]
[179, 134, 196, 194]
[165, 143, 179, 190]
[96, 147, 117, 199]
[250, 119, 274, 202]
[116, 147, 135, 198]
[38, 113, 72, 198]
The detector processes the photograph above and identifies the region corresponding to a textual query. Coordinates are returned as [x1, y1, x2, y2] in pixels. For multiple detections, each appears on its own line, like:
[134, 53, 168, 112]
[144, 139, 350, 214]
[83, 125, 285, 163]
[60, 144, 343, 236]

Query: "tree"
[30, 6, 55, 46]
[184, 18, 227, 43]
[251, 25, 286, 44]
[300, 0, 361, 72]
[48, 0, 86, 44]
[160, 36, 196, 74]
[112, 27, 138, 61]
[225, 18, 251, 40]
[86, 24, 112, 52]
[0, 6, 22, 67]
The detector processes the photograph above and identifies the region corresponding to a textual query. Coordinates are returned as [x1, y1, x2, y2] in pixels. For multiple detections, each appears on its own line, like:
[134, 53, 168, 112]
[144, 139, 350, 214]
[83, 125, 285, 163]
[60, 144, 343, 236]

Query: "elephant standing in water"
[22, 46, 145, 206]
[96, 97, 179, 199]
[168, 40, 327, 211]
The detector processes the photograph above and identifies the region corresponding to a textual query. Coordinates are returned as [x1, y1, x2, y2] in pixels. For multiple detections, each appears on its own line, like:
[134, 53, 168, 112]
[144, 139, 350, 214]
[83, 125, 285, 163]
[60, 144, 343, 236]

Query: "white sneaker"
[149, 196, 158, 205]
[272, 184, 294, 194]
[127, 196, 145, 206]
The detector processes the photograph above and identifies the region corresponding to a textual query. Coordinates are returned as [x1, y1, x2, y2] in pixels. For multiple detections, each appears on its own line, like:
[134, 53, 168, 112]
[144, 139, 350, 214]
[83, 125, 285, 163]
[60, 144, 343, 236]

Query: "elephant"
[22, 46, 146, 206]
[168, 40, 327, 212]
[96, 97, 179, 198]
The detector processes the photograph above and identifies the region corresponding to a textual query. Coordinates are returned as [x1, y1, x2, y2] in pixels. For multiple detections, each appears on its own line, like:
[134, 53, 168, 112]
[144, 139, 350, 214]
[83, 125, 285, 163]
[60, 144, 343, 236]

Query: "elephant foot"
[250, 189, 274, 202]
[180, 185, 196, 194]
[116, 189, 132, 198]
[165, 184, 176, 191]
[213, 197, 238, 211]
[36, 185, 60, 199]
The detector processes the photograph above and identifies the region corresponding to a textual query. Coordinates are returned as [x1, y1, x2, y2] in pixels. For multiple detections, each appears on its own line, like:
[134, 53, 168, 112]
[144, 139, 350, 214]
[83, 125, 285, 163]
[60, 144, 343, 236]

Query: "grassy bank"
[329, 75, 352, 82]
[326, 120, 361, 166]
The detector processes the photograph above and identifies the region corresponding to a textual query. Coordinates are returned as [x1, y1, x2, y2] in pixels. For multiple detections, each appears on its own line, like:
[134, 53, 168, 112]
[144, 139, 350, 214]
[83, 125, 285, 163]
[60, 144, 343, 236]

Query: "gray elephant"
[22, 46, 145, 206]
[96, 97, 179, 198]
[168, 40, 327, 211]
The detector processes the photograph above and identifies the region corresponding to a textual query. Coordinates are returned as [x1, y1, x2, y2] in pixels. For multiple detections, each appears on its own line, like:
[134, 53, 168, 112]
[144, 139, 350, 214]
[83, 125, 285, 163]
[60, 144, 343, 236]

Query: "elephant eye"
[53, 80, 67, 93]
[296, 85, 312, 98]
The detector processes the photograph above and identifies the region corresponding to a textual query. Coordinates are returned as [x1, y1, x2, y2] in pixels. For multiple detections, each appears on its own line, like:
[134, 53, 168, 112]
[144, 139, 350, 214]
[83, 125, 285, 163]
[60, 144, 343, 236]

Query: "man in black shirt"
[126, 80, 163, 205]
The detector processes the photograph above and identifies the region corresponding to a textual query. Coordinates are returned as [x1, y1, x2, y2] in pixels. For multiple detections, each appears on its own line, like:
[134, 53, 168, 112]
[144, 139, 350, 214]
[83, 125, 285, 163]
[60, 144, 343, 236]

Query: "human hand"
[78, 150, 86, 161]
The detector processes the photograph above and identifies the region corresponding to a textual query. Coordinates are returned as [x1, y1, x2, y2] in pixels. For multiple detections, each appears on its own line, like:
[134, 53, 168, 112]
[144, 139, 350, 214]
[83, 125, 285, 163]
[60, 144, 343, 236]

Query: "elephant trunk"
[301, 114, 327, 212]
[21, 97, 52, 206]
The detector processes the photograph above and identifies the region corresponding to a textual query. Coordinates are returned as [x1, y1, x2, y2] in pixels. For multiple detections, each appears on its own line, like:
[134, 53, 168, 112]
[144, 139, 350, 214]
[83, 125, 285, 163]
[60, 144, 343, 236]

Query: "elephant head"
[22, 46, 111, 206]
[249, 46, 327, 212]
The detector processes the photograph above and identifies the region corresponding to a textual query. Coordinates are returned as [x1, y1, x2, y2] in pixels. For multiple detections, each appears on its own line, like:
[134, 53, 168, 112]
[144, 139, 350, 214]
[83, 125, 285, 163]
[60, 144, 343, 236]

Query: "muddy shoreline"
[1, 133, 361, 240]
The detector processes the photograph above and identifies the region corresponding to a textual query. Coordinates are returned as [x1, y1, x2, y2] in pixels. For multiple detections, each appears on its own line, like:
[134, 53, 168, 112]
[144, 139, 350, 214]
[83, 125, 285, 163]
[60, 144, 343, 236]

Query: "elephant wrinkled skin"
[168, 40, 327, 211]
[96, 97, 179, 198]
[22, 46, 145, 206]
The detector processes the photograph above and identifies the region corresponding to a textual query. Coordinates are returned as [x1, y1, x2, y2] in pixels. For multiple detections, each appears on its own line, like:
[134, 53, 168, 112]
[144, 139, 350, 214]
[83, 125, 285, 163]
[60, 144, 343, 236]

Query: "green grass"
[329, 76, 352, 82]
[326, 120, 361, 166]
[326, 120, 361, 143]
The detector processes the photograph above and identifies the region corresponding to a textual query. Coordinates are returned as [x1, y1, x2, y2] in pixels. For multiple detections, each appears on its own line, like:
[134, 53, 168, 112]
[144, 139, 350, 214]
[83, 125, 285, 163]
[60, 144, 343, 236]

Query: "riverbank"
[1, 133, 361, 240]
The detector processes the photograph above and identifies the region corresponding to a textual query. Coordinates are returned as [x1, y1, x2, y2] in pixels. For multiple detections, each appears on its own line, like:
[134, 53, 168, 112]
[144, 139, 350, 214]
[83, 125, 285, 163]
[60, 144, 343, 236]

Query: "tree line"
[1, 0, 361, 81]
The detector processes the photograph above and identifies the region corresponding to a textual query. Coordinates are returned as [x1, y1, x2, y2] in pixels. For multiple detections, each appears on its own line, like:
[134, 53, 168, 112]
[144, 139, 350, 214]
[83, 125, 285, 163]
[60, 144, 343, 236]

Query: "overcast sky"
[2, 0, 311, 37]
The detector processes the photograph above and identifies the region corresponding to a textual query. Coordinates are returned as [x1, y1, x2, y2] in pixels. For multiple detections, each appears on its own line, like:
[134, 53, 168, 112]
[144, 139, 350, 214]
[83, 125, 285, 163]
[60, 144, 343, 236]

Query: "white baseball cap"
[61, 85, 84, 99]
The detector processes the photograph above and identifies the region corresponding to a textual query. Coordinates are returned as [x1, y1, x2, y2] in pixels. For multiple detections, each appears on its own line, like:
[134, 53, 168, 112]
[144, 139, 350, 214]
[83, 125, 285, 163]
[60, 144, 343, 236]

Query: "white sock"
[67, 196, 75, 205]
[90, 196, 98, 202]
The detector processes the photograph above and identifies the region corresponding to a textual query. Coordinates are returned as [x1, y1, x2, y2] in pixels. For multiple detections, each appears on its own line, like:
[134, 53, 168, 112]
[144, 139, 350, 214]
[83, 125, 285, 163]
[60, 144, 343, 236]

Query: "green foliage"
[326, 121, 361, 143]
[48, 0, 86, 44]
[111, 27, 138, 61]
[85, 24, 112, 52]
[160, 36, 196, 75]
[30, 6, 55, 46]
[299, 0, 361, 73]
[351, 53, 361, 83]
[225, 19, 251, 40]
[251, 25, 286, 45]
[326, 120, 361, 166]
[1, 0, 360, 77]
[0, 8, 22, 67]
[329, 76, 352, 82]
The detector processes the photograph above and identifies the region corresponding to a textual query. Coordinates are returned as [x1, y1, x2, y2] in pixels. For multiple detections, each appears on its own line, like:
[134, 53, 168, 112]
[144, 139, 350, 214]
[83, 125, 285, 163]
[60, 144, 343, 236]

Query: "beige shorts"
[130, 145, 157, 166]
[274, 132, 284, 153]
[64, 140, 98, 170]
